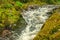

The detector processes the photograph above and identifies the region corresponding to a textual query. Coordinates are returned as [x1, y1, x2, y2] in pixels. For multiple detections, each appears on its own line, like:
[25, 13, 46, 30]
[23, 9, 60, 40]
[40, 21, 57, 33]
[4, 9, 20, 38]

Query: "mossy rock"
[33, 8, 60, 40]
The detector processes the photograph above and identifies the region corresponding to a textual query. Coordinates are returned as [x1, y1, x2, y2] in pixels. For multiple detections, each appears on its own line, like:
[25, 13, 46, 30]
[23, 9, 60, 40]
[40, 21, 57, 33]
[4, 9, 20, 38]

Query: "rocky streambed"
[0, 5, 60, 40]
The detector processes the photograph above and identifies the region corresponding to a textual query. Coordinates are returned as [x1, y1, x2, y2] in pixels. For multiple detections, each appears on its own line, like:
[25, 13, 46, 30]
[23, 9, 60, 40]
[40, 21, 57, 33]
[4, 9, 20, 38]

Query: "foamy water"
[17, 5, 58, 40]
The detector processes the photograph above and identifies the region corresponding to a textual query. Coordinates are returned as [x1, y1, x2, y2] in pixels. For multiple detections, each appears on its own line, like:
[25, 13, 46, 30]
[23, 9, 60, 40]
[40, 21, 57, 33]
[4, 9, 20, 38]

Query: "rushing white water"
[17, 5, 58, 40]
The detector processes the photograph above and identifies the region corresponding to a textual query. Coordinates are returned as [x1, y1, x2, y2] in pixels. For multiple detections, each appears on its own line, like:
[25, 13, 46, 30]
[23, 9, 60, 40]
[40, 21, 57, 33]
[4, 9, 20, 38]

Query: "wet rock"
[28, 5, 39, 9]
[2, 30, 11, 38]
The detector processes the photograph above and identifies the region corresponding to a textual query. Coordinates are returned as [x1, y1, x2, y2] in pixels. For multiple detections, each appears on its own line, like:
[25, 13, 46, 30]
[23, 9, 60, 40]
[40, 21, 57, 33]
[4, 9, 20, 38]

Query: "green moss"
[0, 7, 20, 28]
[50, 25, 60, 34]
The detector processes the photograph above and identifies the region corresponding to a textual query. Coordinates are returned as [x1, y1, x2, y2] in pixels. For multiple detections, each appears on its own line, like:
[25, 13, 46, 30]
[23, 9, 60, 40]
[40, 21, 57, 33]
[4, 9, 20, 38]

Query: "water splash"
[17, 5, 57, 40]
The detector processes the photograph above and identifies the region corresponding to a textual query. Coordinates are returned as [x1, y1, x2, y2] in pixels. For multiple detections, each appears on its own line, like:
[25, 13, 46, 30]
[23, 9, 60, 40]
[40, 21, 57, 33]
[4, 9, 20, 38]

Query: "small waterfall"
[17, 5, 57, 40]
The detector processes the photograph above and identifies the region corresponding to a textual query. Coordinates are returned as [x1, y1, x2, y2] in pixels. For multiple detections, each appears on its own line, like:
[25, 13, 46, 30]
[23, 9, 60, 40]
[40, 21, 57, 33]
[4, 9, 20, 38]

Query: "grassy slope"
[33, 8, 60, 40]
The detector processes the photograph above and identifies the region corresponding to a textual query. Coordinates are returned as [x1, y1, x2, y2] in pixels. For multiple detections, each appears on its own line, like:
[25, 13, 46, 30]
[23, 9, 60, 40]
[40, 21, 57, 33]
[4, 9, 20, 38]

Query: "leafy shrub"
[15, 1, 23, 7]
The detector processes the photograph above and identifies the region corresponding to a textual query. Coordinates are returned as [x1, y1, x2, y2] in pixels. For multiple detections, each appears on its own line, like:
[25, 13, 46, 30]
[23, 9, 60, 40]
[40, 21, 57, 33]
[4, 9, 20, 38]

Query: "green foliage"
[56, 0, 60, 4]
[50, 25, 60, 34]
[15, 1, 23, 7]
[0, 2, 21, 33]
[3, 3, 13, 8]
